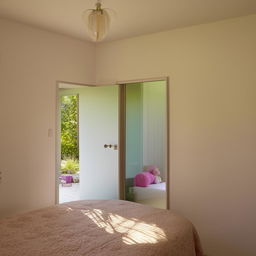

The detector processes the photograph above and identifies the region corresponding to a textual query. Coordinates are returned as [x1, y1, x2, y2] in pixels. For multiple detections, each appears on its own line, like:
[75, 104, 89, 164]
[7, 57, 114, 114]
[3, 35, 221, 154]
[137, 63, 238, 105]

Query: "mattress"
[0, 200, 204, 256]
[133, 182, 166, 201]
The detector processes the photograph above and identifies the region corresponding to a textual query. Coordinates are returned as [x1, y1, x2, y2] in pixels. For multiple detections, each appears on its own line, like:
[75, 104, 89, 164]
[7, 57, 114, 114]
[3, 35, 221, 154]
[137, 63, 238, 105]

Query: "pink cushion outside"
[60, 175, 73, 184]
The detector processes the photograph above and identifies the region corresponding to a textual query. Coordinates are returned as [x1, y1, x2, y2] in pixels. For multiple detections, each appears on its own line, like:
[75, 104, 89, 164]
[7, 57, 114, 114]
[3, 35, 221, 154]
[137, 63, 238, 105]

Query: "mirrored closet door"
[121, 79, 169, 209]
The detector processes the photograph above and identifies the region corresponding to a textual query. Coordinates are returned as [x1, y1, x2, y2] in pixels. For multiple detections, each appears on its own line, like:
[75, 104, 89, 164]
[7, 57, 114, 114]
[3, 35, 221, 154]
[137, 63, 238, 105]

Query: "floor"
[59, 183, 80, 203]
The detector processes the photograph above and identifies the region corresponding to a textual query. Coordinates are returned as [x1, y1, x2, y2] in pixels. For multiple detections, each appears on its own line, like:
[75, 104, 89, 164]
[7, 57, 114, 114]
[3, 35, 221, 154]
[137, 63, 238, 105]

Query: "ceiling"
[0, 0, 256, 43]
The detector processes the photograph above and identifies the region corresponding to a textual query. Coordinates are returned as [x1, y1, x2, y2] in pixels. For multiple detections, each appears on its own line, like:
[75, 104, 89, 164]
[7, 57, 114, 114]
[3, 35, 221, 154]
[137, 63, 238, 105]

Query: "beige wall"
[1, 13, 256, 256]
[95, 15, 256, 256]
[0, 18, 95, 217]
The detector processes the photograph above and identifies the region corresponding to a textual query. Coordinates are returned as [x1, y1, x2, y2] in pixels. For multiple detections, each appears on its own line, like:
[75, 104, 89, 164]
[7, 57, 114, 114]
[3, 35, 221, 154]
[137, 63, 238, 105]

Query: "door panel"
[79, 85, 119, 200]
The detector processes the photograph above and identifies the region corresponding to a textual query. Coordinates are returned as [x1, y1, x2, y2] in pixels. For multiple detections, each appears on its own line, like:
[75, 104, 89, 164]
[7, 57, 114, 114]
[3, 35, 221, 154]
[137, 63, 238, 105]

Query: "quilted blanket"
[0, 200, 204, 256]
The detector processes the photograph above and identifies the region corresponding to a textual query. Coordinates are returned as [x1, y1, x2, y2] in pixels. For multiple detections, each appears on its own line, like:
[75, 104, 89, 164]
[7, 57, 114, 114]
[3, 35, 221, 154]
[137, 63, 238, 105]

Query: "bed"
[0, 200, 204, 256]
[133, 182, 167, 209]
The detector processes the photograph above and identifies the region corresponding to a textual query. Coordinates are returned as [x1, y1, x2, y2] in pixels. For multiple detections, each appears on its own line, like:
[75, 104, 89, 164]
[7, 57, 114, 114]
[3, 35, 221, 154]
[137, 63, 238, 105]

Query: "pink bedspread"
[0, 200, 204, 256]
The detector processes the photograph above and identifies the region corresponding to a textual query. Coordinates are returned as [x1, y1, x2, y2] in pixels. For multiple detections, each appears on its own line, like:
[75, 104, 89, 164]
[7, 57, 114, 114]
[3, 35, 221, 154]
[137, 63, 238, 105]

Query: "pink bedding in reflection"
[0, 200, 204, 256]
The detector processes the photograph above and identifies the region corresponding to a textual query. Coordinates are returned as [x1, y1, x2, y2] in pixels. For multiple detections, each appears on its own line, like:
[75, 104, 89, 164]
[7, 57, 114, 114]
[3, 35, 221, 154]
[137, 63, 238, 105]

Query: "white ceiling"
[0, 0, 256, 43]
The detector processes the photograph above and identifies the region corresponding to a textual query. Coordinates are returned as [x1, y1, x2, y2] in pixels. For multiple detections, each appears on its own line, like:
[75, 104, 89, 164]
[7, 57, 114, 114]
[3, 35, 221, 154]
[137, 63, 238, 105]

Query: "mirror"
[124, 80, 168, 209]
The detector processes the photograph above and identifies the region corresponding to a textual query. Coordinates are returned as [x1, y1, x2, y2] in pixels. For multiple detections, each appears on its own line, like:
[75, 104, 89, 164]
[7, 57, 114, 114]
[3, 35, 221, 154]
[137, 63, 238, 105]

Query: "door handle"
[104, 144, 118, 150]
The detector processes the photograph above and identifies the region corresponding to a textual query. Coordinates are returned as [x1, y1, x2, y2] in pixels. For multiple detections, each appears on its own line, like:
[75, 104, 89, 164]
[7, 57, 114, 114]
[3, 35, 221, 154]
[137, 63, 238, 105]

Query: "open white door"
[79, 85, 119, 200]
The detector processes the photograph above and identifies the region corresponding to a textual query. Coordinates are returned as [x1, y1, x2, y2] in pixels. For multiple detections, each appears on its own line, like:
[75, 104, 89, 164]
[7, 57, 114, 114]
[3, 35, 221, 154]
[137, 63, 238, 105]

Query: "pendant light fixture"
[82, 0, 111, 42]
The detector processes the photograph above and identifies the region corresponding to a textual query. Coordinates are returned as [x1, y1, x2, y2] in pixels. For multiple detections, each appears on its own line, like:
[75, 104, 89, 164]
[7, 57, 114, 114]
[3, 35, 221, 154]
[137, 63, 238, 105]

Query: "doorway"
[59, 92, 80, 203]
[56, 78, 169, 209]
[56, 82, 119, 203]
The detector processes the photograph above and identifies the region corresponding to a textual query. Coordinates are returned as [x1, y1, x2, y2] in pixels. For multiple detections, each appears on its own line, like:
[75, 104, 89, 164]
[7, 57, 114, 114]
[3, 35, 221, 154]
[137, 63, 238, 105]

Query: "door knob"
[104, 144, 118, 150]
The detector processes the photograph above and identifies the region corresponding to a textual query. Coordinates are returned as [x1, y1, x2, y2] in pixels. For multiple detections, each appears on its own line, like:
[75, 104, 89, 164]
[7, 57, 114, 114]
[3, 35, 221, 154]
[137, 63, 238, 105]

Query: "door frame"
[55, 77, 170, 209]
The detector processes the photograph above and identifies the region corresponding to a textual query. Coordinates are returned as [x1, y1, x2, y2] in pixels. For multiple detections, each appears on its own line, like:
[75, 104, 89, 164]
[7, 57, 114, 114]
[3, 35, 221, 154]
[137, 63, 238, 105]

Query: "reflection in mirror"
[124, 80, 167, 209]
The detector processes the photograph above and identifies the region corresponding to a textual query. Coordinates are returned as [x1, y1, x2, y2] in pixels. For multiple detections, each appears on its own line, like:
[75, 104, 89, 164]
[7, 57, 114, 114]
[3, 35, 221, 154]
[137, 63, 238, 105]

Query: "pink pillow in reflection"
[134, 172, 155, 187]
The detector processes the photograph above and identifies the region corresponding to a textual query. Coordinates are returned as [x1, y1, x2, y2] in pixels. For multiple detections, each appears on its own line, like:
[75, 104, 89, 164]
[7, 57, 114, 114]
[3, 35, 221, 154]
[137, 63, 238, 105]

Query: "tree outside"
[60, 95, 79, 177]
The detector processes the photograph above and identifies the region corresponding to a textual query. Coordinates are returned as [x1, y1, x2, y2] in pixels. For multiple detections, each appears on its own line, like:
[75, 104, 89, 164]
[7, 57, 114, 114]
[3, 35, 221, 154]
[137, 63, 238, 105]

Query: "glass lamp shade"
[84, 9, 110, 41]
